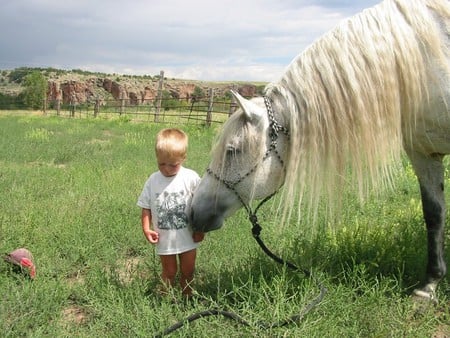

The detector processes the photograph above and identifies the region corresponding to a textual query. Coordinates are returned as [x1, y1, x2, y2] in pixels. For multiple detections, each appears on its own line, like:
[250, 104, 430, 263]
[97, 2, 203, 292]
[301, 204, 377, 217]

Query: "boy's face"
[157, 153, 184, 177]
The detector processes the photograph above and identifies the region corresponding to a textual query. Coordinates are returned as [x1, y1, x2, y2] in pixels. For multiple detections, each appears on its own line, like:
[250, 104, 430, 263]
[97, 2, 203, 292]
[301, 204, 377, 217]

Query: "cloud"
[0, 0, 380, 81]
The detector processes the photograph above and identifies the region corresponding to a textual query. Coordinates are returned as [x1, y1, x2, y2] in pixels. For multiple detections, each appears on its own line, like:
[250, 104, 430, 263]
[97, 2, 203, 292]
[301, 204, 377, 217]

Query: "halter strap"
[205, 95, 291, 243]
[206, 95, 289, 215]
[264, 96, 289, 142]
[205, 97, 315, 279]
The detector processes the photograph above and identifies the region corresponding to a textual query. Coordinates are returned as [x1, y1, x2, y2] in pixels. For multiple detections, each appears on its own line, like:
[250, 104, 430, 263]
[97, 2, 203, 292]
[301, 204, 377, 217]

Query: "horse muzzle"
[189, 207, 224, 232]
[188, 187, 241, 232]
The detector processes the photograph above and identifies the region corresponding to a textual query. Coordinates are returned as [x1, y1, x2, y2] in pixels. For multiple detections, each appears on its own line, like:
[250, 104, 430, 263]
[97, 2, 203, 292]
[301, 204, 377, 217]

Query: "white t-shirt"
[137, 166, 200, 255]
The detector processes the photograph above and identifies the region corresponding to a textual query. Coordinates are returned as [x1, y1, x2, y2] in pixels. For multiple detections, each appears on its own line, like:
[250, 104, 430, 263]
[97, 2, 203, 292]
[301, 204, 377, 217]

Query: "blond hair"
[155, 128, 188, 160]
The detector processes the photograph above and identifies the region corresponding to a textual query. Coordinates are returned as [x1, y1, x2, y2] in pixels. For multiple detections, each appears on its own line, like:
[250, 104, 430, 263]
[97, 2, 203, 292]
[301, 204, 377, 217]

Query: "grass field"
[0, 113, 449, 337]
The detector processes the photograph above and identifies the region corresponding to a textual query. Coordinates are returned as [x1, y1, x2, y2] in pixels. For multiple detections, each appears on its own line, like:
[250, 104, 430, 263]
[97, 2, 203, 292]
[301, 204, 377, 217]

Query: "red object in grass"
[4, 248, 36, 279]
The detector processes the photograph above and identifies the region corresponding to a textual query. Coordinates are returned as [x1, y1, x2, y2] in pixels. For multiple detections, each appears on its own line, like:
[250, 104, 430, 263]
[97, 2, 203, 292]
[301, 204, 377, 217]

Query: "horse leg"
[408, 151, 447, 301]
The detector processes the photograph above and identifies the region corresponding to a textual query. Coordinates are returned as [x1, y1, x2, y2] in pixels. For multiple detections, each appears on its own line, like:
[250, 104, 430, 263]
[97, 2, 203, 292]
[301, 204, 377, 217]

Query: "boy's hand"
[193, 232, 205, 243]
[144, 230, 159, 244]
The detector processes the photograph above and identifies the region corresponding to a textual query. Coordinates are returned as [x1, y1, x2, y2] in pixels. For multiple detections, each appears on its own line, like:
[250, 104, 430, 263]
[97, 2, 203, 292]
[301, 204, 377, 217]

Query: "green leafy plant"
[22, 71, 47, 109]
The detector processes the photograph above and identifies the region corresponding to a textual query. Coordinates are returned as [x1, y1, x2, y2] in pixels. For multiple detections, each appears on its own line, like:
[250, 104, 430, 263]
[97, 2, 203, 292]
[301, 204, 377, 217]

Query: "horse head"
[189, 91, 289, 232]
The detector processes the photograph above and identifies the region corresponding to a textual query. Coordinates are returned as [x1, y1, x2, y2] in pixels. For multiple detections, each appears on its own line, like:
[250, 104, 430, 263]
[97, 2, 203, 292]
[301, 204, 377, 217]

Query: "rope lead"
[153, 208, 327, 337]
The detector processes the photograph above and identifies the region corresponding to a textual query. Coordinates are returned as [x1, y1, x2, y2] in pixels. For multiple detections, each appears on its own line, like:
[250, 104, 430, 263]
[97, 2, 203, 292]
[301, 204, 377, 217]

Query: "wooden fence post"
[56, 98, 61, 116]
[206, 88, 213, 127]
[120, 96, 125, 116]
[155, 70, 164, 122]
[94, 98, 100, 118]
[70, 95, 75, 118]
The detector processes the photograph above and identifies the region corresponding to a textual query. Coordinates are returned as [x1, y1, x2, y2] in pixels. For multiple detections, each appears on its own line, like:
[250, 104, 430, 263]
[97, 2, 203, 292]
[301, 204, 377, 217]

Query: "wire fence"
[0, 94, 239, 126]
[46, 96, 237, 126]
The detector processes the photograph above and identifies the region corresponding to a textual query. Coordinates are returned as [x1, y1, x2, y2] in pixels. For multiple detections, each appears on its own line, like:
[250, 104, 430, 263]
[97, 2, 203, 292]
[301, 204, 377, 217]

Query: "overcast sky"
[0, 0, 380, 81]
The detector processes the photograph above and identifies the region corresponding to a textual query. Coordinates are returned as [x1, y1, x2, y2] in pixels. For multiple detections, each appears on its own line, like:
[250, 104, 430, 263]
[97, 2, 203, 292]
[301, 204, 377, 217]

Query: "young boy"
[137, 128, 204, 298]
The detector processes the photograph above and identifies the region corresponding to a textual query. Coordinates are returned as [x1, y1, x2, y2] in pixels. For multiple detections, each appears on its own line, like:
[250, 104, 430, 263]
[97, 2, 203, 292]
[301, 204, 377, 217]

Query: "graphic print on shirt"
[155, 190, 188, 230]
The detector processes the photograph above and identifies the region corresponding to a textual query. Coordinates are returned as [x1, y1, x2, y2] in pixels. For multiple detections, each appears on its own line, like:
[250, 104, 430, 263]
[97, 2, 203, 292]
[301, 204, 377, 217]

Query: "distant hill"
[0, 67, 266, 105]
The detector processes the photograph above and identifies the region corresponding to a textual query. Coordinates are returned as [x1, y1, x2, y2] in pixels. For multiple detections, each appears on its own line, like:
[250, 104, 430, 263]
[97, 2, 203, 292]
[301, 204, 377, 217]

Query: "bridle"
[206, 96, 290, 218]
[205, 96, 310, 271]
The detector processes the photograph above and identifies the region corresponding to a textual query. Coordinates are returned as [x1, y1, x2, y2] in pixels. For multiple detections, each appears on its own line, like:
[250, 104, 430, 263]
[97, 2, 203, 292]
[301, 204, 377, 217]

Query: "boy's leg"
[179, 249, 197, 296]
[159, 254, 177, 292]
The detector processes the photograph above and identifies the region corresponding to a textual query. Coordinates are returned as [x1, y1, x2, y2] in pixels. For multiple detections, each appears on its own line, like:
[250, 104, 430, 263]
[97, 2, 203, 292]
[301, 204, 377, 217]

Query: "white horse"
[189, 0, 450, 300]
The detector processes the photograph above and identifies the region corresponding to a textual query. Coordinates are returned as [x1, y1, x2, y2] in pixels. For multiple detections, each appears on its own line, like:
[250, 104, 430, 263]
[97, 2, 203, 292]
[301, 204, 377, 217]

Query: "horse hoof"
[412, 286, 437, 305]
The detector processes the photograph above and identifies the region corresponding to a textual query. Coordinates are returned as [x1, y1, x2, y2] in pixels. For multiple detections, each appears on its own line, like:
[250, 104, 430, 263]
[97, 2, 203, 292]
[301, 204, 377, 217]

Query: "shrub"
[22, 71, 47, 109]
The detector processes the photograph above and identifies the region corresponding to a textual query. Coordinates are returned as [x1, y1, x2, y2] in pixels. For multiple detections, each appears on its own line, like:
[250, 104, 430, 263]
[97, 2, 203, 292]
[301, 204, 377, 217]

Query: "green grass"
[0, 113, 449, 337]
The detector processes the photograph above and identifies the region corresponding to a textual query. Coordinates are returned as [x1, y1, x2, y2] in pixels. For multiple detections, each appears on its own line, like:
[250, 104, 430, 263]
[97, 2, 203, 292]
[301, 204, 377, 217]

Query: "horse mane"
[265, 0, 450, 223]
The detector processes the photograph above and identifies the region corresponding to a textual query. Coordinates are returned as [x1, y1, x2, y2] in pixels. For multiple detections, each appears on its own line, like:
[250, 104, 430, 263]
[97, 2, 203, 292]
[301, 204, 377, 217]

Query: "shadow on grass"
[194, 213, 449, 302]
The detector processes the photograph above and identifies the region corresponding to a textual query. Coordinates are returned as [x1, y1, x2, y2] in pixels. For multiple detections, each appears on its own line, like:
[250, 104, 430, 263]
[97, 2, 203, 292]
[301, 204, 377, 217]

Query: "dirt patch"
[61, 305, 88, 326]
[433, 325, 450, 338]
[66, 270, 85, 286]
[115, 257, 146, 285]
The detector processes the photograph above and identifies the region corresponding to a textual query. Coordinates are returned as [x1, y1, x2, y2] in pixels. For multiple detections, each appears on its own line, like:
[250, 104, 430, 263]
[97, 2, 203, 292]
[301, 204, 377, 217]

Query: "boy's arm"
[141, 208, 159, 243]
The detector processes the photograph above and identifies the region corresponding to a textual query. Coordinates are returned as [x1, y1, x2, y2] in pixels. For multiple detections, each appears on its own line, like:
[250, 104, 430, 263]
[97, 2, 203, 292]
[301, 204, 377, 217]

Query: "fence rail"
[44, 95, 237, 126]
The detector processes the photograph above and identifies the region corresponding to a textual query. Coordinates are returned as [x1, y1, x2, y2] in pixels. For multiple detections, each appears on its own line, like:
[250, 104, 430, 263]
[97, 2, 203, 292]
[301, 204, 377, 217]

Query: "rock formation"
[46, 77, 261, 105]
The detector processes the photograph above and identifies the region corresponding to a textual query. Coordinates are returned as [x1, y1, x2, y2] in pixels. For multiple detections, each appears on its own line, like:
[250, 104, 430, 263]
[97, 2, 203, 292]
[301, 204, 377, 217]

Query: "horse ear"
[230, 90, 264, 122]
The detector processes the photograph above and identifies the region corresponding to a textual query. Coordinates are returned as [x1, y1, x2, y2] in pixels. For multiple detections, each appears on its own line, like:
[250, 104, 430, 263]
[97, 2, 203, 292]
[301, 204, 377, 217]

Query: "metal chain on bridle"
[206, 96, 290, 215]
[154, 96, 326, 337]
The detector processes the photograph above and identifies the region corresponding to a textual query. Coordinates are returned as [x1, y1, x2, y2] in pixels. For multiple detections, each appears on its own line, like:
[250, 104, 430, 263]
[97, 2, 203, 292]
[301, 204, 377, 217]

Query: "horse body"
[189, 0, 450, 300]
